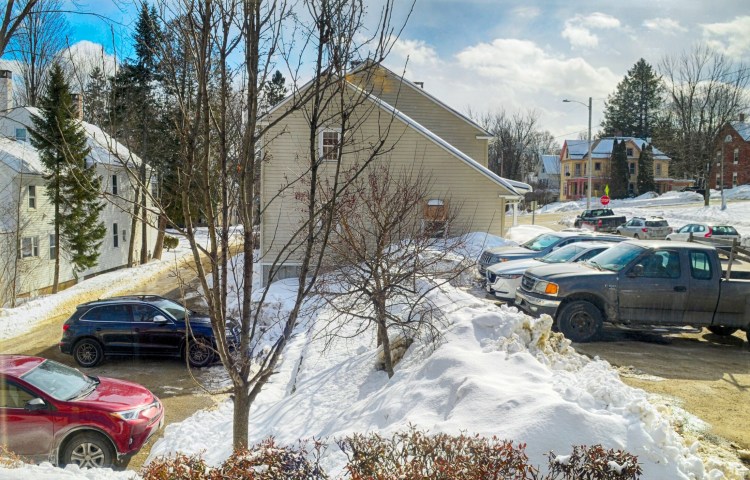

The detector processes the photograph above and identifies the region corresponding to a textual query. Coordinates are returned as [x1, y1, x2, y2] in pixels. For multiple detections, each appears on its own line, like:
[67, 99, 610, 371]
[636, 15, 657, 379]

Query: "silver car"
[616, 217, 671, 240]
[485, 242, 616, 302]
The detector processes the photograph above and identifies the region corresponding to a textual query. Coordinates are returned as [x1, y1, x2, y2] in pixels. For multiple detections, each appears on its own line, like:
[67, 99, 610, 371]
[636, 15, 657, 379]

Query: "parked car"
[486, 242, 616, 302]
[59, 295, 239, 368]
[0, 354, 164, 467]
[514, 240, 750, 343]
[666, 223, 741, 243]
[616, 217, 672, 239]
[477, 230, 623, 277]
[572, 209, 627, 233]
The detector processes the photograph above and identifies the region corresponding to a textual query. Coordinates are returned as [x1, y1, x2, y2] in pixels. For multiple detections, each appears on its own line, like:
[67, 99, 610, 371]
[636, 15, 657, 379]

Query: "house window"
[626, 147, 633, 157]
[655, 163, 662, 176]
[629, 162, 635, 175]
[15, 128, 26, 142]
[21, 236, 39, 258]
[594, 162, 601, 171]
[716, 151, 721, 166]
[716, 173, 721, 189]
[319, 130, 341, 161]
[734, 148, 739, 164]
[733, 172, 738, 187]
[113, 223, 119, 248]
[49, 234, 57, 259]
[28, 185, 36, 209]
[564, 164, 570, 176]
[574, 164, 581, 176]
[112, 175, 118, 195]
[423, 199, 447, 238]
[123, 229, 127, 242]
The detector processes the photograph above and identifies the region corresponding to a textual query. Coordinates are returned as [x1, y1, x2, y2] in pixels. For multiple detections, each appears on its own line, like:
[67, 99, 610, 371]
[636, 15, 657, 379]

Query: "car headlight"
[498, 273, 522, 279]
[532, 280, 559, 296]
[112, 401, 159, 421]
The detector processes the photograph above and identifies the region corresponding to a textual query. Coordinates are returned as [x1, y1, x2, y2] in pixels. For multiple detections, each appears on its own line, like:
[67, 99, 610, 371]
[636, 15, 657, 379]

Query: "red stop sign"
[600, 195, 610, 206]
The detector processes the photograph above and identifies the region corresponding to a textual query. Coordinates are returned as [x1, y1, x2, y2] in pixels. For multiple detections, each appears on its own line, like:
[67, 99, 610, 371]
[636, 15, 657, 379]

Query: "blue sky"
[61, 0, 750, 143]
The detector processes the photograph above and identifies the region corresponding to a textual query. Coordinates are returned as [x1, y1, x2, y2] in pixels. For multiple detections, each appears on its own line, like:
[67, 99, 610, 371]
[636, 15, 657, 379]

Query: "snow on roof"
[732, 121, 750, 142]
[354, 85, 530, 196]
[1, 107, 142, 173]
[541, 154, 560, 174]
[564, 137, 670, 160]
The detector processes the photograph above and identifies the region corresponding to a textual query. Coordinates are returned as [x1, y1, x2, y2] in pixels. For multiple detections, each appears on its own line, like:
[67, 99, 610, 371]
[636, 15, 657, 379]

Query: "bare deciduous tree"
[0, 0, 40, 57]
[657, 44, 750, 205]
[150, 0, 412, 449]
[313, 163, 471, 378]
[8, 0, 69, 107]
[479, 109, 546, 182]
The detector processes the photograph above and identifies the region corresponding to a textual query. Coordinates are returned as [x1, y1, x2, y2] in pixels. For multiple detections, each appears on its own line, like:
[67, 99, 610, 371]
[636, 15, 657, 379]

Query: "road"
[0, 254, 229, 471]
[512, 209, 750, 463]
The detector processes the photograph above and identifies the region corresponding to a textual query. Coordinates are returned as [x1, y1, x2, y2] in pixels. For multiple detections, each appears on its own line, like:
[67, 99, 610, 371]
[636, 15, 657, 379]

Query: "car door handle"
[674, 286, 687, 292]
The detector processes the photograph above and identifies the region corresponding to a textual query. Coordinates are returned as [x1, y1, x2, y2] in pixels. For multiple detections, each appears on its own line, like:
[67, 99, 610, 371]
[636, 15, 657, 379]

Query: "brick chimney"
[0, 70, 12, 112]
[70, 93, 83, 120]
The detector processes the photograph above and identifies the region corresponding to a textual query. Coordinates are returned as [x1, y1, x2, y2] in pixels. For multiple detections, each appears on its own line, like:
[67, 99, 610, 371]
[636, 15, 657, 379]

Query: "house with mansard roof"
[259, 62, 531, 284]
[0, 70, 157, 304]
[559, 136, 692, 201]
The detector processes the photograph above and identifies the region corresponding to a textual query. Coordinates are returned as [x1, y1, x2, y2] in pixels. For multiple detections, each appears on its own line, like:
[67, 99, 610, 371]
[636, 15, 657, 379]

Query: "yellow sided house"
[259, 63, 531, 284]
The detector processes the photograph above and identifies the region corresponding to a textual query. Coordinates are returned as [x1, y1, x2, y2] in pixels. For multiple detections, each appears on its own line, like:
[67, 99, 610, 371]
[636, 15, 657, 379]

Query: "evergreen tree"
[601, 59, 664, 139]
[30, 63, 105, 290]
[83, 66, 109, 126]
[261, 70, 288, 113]
[636, 143, 656, 194]
[610, 140, 630, 199]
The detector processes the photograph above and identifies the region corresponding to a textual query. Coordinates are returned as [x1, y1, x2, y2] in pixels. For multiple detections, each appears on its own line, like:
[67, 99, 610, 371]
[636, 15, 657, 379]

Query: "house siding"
[260, 88, 513, 284]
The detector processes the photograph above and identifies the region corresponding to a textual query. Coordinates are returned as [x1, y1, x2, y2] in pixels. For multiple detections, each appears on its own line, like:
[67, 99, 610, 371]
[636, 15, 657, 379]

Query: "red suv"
[0, 355, 164, 468]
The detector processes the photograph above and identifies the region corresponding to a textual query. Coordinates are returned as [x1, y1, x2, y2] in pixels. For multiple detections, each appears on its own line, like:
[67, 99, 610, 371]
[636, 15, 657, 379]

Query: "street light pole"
[721, 134, 732, 210]
[563, 97, 593, 210]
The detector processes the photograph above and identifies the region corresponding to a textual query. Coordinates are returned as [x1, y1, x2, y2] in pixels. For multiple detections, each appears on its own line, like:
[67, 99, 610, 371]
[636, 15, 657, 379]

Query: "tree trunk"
[140, 163, 148, 264]
[374, 296, 393, 377]
[52, 180, 60, 294]
[232, 384, 250, 450]
[152, 212, 167, 260]
[128, 187, 140, 267]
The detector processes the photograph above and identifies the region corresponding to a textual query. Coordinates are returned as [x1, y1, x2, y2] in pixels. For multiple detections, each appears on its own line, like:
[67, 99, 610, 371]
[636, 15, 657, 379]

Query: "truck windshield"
[585, 242, 644, 272]
[521, 233, 562, 252]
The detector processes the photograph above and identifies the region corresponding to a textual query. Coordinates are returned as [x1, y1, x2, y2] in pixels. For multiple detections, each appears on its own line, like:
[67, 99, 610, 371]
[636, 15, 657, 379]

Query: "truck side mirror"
[628, 264, 644, 277]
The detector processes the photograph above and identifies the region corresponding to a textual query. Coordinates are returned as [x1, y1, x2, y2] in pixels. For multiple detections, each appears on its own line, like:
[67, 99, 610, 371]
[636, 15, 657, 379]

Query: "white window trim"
[21, 236, 39, 258]
[49, 233, 57, 259]
[318, 128, 341, 162]
[28, 185, 36, 209]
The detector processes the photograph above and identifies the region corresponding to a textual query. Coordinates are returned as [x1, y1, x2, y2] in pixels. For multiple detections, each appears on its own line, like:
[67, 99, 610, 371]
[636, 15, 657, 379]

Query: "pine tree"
[30, 63, 105, 290]
[261, 70, 288, 113]
[601, 59, 664, 139]
[636, 143, 656, 194]
[84, 66, 109, 126]
[610, 140, 630, 199]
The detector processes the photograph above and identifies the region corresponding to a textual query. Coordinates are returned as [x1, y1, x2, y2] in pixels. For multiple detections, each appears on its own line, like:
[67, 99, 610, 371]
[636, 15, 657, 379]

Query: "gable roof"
[541, 154, 560, 174]
[351, 83, 530, 196]
[564, 137, 670, 160]
[731, 121, 750, 142]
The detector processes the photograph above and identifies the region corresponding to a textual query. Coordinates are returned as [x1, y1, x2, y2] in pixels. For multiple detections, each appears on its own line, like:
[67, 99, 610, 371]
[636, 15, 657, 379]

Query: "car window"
[22, 360, 97, 401]
[133, 304, 163, 323]
[148, 298, 189, 321]
[540, 244, 585, 263]
[0, 379, 35, 409]
[575, 248, 606, 262]
[678, 225, 691, 233]
[638, 251, 680, 279]
[694, 225, 706, 233]
[689, 251, 713, 280]
[82, 305, 132, 322]
[586, 242, 644, 271]
[633, 219, 643, 226]
[713, 226, 738, 236]
[645, 220, 668, 227]
[520, 233, 562, 252]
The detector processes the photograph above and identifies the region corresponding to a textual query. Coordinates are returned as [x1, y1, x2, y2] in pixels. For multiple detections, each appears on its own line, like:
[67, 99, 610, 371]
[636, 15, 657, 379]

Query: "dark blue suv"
[59, 295, 238, 368]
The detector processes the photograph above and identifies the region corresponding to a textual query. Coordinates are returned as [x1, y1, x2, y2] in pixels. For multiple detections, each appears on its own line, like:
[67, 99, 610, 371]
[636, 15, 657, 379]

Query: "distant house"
[526, 154, 560, 203]
[559, 137, 691, 201]
[712, 114, 750, 189]
[0, 70, 157, 303]
[259, 62, 531, 284]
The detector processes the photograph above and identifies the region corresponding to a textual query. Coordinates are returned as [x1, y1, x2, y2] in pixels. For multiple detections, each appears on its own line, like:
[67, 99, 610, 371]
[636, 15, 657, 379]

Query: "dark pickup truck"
[573, 209, 627, 233]
[514, 240, 750, 343]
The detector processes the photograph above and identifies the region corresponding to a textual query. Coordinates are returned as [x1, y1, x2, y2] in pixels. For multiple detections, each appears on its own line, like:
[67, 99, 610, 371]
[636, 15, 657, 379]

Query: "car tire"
[186, 338, 213, 368]
[557, 300, 602, 343]
[73, 339, 104, 368]
[61, 431, 115, 469]
[707, 325, 738, 337]
[634, 234, 640, 239]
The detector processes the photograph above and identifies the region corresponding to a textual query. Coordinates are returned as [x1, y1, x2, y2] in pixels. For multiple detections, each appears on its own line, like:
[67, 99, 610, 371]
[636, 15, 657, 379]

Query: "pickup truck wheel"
[557, 301, 602, 343]
[707, 325, 738, 336]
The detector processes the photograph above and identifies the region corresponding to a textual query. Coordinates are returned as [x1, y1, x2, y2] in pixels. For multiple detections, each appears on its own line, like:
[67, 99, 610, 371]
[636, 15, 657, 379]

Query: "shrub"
[545, 444, 642, 480]
[0, 446, 23, 468]
[141, 452, 210, 480]
[210, 439, 328, 479]
[164, 235, 179, 251]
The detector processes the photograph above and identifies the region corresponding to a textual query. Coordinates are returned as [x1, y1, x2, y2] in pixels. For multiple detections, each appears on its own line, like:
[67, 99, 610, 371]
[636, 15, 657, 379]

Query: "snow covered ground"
[1, 193, 750, 479]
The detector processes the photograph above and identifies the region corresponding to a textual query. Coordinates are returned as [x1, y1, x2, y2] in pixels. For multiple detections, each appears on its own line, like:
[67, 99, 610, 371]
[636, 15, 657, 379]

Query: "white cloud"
[701, 16, 750, 59]
[390, 38, 441, 67]
[643, 17, 687, 34]
[562, 13, 621, 49]
[512, 6, 540, 19]
[58, 40, 118, 93]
